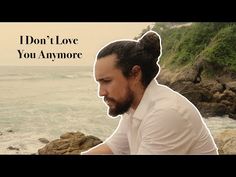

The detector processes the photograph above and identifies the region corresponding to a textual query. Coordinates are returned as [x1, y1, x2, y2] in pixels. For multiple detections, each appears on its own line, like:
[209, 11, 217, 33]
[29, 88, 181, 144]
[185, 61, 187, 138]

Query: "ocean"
[0, 66, 235, 154]
[0, 66, 119, 154]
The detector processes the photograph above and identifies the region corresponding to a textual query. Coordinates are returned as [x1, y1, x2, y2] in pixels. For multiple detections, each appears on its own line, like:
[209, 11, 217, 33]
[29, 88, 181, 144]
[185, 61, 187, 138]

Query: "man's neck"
[131, 84, 145, 110]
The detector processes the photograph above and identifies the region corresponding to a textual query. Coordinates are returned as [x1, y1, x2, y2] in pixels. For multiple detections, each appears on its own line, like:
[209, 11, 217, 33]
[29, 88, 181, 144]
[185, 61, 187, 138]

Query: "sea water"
[0, 66, 119, 154]
[0, 66, 235, 154]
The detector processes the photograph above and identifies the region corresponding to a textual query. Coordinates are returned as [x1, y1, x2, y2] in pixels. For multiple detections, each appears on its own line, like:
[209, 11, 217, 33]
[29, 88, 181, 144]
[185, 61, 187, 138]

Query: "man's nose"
[99, 86, 107, 97]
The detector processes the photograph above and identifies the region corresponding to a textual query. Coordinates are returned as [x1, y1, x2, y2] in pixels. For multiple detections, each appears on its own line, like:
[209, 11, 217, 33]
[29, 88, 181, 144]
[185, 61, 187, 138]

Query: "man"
[82, 31, 218, 155]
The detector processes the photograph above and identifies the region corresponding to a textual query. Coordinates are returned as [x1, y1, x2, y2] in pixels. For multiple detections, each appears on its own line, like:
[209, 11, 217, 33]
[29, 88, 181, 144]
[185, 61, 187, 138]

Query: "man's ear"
[131, 65, 142, 80]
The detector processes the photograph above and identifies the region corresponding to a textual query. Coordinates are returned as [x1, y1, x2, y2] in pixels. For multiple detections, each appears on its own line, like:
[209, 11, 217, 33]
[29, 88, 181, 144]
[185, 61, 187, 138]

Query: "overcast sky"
[0, 22, 154, 66]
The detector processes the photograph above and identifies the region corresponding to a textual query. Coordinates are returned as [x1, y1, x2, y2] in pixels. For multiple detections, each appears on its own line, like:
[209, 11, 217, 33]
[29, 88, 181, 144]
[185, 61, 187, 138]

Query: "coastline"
[1, 115, 236, 154]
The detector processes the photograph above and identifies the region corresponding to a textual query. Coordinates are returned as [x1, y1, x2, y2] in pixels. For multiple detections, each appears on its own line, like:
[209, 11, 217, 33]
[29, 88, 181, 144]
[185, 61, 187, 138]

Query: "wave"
[0, 71, 92, 81]
[0, 75, 45, 81]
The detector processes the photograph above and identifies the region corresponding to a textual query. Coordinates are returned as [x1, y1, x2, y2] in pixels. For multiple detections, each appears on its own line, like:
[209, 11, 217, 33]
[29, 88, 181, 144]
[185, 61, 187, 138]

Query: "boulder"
[215, 130, 236, 154]
[157, 67, 236, 119]
[38, 138, 50, 144]
[7, 146, 20, 151]
[38, 131, 102, 155]
[225, 81, 236, 92]
[197, 102, 227, 117]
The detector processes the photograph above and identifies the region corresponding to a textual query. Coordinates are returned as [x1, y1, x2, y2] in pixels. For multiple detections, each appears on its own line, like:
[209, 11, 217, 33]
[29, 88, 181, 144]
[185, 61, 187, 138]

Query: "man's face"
[94, 54, 134, 117]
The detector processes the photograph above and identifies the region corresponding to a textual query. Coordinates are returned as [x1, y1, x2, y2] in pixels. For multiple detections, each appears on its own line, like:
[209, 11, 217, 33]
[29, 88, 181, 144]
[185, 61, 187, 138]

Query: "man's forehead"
[94, 54, 120, 80]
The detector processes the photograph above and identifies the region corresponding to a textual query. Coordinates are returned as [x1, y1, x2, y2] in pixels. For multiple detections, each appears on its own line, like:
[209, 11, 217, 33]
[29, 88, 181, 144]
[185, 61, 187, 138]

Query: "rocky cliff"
[151, 22, 236, 119]
[156, 63, 236, 119]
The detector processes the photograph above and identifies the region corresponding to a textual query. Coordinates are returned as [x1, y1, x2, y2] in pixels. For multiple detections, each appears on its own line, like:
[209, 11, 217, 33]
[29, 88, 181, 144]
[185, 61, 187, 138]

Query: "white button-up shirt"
[105, 79, 218, 155]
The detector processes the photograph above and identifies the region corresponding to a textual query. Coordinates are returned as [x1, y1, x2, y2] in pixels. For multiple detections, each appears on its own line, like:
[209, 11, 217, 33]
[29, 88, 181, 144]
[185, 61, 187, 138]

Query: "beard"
[104, 88, 134, 117]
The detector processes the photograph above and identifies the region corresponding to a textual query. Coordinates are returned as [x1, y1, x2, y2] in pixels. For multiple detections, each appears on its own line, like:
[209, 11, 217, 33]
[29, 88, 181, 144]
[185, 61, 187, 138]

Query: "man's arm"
[81, 117, 129, 155]
[81, 143, 113, 155]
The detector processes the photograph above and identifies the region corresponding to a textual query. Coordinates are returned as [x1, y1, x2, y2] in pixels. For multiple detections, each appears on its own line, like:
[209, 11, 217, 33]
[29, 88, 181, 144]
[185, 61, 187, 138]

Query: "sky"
[0, 22, 154, 66]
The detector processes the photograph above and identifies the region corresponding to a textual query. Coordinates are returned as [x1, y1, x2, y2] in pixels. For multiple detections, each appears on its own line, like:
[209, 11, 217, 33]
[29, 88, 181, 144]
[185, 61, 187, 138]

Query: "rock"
[7, 146, 19, 151]
[221, 90, 236, 102]
[7, 129, 14, 133]
[229, 103, 236, 114]
[215, 130, 236, 154]
[60, 132, 84, 139]
[200, 80, 224, 94]
[229, 113, 236, 120]
[222, 137, 236, 154]
[38, 138, 50, 144]
[156, 68, 175, 85]
[212, 92, 223, 102]
[156, 67, 236, 119]
[38, 131, 102, 155]
[197, 102, 227, 117]
[220, 100, 233, 107]
[225, 81, 236, 92]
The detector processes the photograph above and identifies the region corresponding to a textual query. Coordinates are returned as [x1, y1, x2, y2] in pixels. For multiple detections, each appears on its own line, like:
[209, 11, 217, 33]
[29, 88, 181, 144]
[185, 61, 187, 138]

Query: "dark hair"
[96, 31, 161, 87]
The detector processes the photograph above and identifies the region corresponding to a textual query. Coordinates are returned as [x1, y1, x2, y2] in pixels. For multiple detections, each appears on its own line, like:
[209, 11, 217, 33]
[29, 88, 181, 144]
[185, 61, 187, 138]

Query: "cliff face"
[156, 65, 236, 119]
[151, 22, 236, 119]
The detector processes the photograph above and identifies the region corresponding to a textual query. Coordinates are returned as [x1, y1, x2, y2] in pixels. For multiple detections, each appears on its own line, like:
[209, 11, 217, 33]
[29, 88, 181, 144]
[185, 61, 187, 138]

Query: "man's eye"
[103, 80, 111, 83]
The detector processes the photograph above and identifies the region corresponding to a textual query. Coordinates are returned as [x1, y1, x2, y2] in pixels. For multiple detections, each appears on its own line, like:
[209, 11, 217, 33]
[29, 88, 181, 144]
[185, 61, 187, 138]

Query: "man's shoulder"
[149, 82, 178, 99]
[147, 84, 179, 108]
[151, 83, 196, 109]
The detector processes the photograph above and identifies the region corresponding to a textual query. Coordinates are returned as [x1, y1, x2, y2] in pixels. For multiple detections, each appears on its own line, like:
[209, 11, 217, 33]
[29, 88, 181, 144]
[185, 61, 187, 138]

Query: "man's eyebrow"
[96, 78, 103, 82]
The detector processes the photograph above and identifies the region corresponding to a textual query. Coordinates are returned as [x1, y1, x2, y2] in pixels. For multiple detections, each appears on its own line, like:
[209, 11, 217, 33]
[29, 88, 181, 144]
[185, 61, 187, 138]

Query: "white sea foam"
[203, 115, 236, 136]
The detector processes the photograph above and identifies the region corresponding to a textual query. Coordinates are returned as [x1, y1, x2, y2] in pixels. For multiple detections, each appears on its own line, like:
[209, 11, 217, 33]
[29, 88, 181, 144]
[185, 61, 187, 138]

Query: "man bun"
[138, 31, 161, 60]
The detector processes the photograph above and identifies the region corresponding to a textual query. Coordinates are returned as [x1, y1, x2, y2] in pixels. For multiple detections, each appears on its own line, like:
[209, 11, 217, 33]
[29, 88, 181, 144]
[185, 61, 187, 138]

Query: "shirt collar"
[125, 79, 158, 120]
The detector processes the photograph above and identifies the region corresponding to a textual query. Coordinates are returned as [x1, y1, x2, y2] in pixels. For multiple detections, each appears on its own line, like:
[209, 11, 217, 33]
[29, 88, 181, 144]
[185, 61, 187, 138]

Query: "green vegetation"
[151, 22, 236, 74]
[203, 24, 236, 71]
